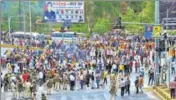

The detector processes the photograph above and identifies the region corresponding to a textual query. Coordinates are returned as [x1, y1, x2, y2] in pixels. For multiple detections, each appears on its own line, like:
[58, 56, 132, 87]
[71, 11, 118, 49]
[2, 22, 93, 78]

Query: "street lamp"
[8, 15, 26, 36]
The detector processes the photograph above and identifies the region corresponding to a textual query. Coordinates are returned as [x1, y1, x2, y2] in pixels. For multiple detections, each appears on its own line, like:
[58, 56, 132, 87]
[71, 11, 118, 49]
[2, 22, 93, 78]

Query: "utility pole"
[166, 9, 168, 30]
[166, 9, 170, 87]
[19, 1, 22, 30]
[29, 1, 32, 45]
[154, 0, 160, 86]
[8, 15, 26, 35]
[29, 1, 32, 33]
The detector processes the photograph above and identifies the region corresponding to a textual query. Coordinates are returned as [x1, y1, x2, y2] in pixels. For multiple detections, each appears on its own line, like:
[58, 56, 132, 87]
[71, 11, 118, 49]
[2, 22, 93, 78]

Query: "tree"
[1, 1, 155, 34]
[120, 2, 128, 14]
[93, 18, 110, 34]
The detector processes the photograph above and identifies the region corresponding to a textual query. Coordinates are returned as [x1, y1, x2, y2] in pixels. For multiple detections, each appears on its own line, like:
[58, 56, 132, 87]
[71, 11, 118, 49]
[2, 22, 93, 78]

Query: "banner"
[153, 26, 161, 37]
[43, 1, 85, 23]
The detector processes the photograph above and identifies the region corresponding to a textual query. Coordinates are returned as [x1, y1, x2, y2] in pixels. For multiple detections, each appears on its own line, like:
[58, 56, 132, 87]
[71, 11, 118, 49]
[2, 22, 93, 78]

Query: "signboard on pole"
[160, 1, 176, 30]
[153, 26, 161, 37]
[43, 1, 85, 23]
[144, 25, 153, 39]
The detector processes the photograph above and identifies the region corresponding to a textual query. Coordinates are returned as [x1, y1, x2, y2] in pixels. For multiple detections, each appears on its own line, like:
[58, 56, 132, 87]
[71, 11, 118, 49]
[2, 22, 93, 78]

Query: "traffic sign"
[144, 25, 152, 39]
[153, 26, 161, 37]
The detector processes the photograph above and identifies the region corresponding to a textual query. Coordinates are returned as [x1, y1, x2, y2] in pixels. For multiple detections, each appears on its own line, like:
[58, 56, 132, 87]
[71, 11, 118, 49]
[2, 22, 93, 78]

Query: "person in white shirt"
[38, 71, 43, 86]
[79, 72, 84, 89]
[14, 64, 20, 74]
[69, 74, 75, 91]
[111, 63, 117, 73]
[120, 78, 126, 97]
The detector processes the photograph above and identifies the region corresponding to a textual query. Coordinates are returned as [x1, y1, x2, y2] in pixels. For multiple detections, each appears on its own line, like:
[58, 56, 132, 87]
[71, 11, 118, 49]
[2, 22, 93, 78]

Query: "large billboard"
[43, 1, 85, 23]
[160, 1, 176, 30]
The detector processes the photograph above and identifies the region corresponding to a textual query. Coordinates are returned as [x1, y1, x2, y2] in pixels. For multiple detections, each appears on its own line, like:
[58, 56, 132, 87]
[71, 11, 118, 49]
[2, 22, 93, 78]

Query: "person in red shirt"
[1, 57, 6, 68]
[22, 71, 28, 83]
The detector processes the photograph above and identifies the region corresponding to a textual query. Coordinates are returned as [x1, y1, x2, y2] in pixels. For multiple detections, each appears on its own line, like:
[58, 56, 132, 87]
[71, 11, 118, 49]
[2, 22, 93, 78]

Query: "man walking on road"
[135, 76, 139, 94]
[120, 78, 126, 97]
[125, 77, 130, 95]
[138, 75, 143, 93]
[148, 68, 154, 85]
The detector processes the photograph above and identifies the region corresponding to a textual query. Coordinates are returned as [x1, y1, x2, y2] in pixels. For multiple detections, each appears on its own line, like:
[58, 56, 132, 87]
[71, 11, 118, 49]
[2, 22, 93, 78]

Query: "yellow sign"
[153, 26, 161, 37]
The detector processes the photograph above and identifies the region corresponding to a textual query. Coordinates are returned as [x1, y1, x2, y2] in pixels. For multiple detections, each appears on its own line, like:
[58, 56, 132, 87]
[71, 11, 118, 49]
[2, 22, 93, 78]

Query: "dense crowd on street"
[0, 31, 176, 100]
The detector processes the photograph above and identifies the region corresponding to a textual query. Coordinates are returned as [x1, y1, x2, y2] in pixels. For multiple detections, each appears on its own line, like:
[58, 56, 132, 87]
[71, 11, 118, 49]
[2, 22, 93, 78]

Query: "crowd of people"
[0, 31, 176, 100]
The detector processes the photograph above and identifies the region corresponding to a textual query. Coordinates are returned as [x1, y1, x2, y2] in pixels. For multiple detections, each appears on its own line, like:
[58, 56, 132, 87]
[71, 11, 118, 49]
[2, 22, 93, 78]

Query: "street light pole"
[29, 1, 31, 33]
[29, 1, 32, 45]
[23, 15, 26, 34]
[8, 17, 11, 35]
[8, 15, 26, 34]
[154, 0, 160, 86]
[165, 9, 170, 87]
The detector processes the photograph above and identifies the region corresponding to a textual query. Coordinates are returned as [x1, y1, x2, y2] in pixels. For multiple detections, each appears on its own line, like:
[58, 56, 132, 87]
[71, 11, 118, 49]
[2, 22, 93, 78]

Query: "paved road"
[47, 88, 158, 100]
[1, 66, 160, 100]
[0, 48, 168, 100]
[46, 72, 159, 100]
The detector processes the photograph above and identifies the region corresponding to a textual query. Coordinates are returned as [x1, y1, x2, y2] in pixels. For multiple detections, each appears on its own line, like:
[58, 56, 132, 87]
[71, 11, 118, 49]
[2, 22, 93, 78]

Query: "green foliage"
[93, 18, 110, 34]
[167, 30, 176, 35]
[1, 1, 155, 34]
